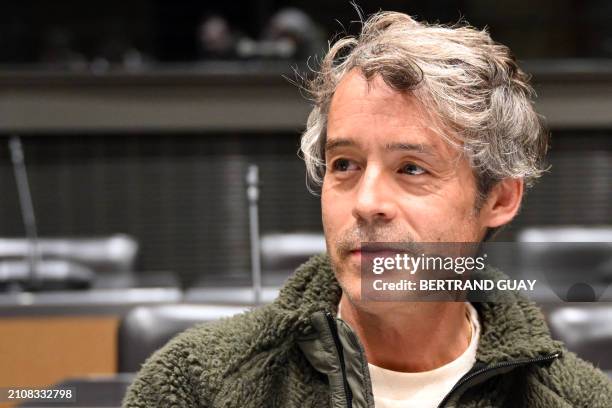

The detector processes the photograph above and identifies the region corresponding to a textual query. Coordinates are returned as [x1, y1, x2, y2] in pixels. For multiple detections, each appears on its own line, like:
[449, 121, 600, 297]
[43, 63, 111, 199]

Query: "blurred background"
[0, 1, 611, 407]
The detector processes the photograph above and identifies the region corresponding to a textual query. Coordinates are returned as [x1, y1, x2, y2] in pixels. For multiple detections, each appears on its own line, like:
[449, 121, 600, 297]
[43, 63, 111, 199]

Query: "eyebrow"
[325, 138, 437, 156]
[385, 142, 436, 156]
[325, 138, 355, 152]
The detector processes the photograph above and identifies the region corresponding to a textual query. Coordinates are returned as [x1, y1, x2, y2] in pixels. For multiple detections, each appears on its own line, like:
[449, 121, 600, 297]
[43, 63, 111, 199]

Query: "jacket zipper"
[325, 311, 353, 408]
[436, 351, 561, 407]
[324, 310, 560, 408]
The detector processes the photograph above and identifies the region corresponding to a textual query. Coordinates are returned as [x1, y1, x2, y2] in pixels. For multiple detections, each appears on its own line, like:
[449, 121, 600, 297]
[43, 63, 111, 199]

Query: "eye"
[400, 163, 427, 176]
[331, 158, 359, 172]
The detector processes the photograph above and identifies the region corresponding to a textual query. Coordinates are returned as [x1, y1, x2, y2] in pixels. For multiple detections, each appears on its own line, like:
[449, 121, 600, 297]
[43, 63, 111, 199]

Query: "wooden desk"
[0, 288, 182, 408]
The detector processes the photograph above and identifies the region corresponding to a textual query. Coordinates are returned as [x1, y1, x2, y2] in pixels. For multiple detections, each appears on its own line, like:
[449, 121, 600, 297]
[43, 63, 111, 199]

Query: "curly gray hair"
[299, 11, 549, 205]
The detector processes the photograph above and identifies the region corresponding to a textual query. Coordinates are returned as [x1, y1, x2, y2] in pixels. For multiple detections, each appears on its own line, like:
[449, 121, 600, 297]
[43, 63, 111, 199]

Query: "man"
[123, 11, 612, 407]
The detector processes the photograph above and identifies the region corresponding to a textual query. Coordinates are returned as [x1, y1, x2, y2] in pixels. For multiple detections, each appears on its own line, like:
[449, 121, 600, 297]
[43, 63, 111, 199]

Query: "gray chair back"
[118, 304, 250, 372]
[0, 234, 139, 289]
[517, 227, 612, 301]
[544, 303, 612, 370]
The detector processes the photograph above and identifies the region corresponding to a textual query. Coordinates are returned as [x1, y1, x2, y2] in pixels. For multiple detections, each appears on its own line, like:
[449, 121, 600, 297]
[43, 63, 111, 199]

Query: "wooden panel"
[1, 65, 612, 132]
[0, 316, 119, 407]
[0, 70, 311, 133]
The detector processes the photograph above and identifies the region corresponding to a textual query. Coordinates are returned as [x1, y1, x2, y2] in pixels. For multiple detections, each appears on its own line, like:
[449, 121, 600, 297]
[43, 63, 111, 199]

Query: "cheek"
[396, 185, 480, 241]
[321, 181, 348, 221]
[399, 199, 448, 237]
[320, 183, 338, 236]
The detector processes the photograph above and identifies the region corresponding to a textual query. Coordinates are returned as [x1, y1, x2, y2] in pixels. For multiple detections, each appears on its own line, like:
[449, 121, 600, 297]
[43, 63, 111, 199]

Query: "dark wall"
[1, 130, 610, 287]
[1, 0, 612, 63]
[0, 133, 322, 287]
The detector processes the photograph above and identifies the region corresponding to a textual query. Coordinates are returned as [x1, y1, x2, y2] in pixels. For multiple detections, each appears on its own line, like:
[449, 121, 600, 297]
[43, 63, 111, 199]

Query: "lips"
[349, 245, 410, 261]
[351, 242, 413, 253]
[351, 248, 398, 255]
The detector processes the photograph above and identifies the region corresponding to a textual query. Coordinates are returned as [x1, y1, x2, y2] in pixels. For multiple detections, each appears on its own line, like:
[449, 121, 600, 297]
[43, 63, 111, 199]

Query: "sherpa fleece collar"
[272, 253, 563, 365]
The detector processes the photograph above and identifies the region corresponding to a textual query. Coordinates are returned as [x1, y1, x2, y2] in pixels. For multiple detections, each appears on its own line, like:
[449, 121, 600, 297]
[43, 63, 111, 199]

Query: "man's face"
[321, 68, 489, 302]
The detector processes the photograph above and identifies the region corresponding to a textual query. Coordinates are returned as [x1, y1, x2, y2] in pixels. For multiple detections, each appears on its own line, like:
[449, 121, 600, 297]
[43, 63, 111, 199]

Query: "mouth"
[349, 245, 408, 260]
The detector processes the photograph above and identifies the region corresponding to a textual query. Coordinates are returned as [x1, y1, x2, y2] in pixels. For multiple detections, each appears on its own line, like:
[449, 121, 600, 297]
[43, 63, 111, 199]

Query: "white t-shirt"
[337, 302, 480, 408]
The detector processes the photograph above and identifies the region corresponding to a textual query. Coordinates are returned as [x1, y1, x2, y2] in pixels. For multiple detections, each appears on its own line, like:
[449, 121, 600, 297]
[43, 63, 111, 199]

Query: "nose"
[351, 165, 398, 223]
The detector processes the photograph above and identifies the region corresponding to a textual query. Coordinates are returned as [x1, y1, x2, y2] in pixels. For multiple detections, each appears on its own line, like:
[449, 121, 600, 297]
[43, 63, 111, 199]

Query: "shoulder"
[122, 303, 291, 407]
[121, 325, 203, 407]
[529, 348, 612, 407]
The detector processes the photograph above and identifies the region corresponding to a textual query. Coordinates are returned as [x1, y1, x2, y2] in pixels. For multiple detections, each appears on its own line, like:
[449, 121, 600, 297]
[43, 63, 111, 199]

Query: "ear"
[481, 178, 524, 228]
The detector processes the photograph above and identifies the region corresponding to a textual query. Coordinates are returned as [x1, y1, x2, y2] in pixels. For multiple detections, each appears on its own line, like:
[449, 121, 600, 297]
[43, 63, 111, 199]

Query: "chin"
[332, 261, 364, 303]
[342, 281, 364, 304]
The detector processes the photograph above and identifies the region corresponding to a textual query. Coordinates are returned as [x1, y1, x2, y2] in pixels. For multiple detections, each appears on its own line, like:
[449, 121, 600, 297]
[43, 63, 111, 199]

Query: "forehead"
[327, 68, 458, 154]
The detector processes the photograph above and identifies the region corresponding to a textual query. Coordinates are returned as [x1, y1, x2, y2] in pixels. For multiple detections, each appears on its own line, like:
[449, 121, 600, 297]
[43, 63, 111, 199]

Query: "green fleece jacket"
[123, 254, 612, 407]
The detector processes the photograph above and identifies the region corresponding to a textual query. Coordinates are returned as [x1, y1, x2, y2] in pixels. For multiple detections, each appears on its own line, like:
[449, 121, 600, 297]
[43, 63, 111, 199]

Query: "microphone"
[8, 135, 41, 291]
[246, 164, 262, 305]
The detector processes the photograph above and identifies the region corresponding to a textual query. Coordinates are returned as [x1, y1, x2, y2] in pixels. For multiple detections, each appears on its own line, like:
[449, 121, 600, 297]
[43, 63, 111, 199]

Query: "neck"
[338, 293, 472, 372]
